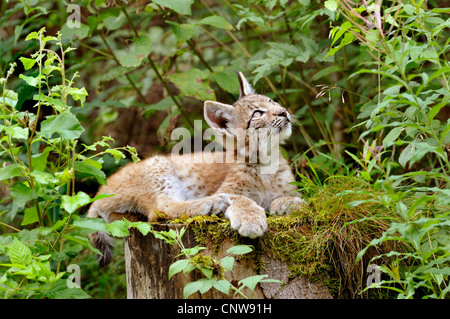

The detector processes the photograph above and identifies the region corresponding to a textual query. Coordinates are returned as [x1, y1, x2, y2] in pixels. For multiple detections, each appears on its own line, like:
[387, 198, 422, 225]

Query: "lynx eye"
[252, 110, 265, 118]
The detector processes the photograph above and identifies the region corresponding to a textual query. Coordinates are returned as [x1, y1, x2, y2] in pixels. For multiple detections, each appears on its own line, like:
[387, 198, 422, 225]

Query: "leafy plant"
[154, 227, 281, 299]
[324, 0, 450, 298]
[0, 28, 138, 298]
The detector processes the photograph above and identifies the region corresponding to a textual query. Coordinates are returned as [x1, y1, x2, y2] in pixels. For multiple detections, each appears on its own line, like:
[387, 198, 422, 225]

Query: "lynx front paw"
[195, 193, 232, 216]
[225, 201, 267, 239]
[269, 196, 306, 215]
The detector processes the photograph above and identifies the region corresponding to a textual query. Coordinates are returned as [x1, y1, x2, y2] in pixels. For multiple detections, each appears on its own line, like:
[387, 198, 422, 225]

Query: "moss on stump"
[125, 176, 397, 299]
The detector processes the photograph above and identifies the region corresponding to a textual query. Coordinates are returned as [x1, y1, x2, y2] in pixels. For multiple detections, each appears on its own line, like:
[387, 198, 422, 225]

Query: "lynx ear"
[237, 72, 255, 98]
[204, 100, 235, 136]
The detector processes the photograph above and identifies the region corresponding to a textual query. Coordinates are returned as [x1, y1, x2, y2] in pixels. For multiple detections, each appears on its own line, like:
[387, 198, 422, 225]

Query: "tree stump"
[124, 223, 333, 299]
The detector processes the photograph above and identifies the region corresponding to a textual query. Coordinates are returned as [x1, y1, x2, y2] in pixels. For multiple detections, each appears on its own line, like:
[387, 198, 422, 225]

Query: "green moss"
[169, 214, 238, 254]
[160, 176, 398, 298]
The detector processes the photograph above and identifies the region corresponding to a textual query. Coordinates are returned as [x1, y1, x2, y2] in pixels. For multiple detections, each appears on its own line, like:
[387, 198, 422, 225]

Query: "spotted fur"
[87, 72, 305, 266]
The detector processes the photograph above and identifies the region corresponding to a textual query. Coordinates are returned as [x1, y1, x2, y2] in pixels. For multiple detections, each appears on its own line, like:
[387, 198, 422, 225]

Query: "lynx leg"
[87, 193, 146, 223]
[224, 195, 267, 238]
[149, 193, 232, 220]
[269, 196, 306, 215]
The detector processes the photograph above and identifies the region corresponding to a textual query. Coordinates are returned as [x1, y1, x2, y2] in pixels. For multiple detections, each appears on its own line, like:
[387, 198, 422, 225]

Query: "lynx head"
[204, 72, 292, 150]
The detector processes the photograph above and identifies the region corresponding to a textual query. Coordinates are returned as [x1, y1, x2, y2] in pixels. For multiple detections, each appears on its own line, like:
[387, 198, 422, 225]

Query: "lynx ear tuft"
[204, 100, 235, 136]
[237, 72, 255, 98]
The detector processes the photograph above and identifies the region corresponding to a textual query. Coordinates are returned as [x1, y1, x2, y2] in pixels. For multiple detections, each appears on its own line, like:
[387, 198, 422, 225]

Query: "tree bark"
[124, 224, 332, 299]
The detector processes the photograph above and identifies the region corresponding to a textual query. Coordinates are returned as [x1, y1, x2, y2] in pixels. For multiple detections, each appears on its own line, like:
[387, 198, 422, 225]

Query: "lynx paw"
[225, 202, 267, 239]
[269, 196, 306, 215]
[196, 193, 232, 216]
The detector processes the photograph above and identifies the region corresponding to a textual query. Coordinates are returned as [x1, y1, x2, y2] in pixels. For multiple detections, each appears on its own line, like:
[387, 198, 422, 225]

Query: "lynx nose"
[277, 108, 287, 117]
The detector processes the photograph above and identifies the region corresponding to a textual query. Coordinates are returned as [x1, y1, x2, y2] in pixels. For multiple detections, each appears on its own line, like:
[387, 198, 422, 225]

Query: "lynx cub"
[87, 72, 305, 266]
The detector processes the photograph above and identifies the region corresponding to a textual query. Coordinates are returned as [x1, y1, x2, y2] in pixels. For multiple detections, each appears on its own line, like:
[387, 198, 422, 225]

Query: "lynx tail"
[89, 231, 113, 268]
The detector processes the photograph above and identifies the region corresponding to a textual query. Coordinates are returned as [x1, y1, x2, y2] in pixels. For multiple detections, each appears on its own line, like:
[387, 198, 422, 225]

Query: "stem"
[0, 221, 21, 232]
[119, 4, 194, 130]
[71, 140, 76, 196]
[51, 213, 73, 252]
[229, 282, 249, 299]
[1, 82, 26, 171]
[147, 57, 194, 130]
[59, 40, 67, 104]
[98, 31, 149, 104]
[24, 30, 46, 227]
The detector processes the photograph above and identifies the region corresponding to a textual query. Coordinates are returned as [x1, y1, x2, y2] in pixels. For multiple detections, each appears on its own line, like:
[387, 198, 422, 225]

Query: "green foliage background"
[0, 0, 449, 298]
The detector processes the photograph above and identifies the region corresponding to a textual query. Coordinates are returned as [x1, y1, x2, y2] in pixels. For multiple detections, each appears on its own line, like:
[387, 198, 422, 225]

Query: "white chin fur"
[279, 123, 291, 142]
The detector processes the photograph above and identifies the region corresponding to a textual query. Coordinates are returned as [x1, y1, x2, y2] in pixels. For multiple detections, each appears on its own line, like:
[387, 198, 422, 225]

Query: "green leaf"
[31, 148, 50, 172]
[74, 161, 107, 185]
[10, 183, 37, 211]
[408, 195, 433, 219]
[198, 15, 232, 30]
[152, 0, 193, 16]
[129, 221, 152, 236]
[55, 168, 73, 185]
[19, 57, 37, 70]
[105, 149, 126, 163]
[382, 127, 404, 145]
[60, 22, 89, 42]
[383, 84, 403, 96]
[311, 65, 341, 82]
[1, 125, 28, 140]
[260, 278, 283, 285]
[250, 42, 310, 82]
[85, 158, 103, 170]
[117, 35, 152, 68]
[168, 68, 215, 100]
[226, 245, 253, 255]
[180, 246, 206, 257]
[183, 278, 216, 298]
[8, 239, 32, 265]
[0, 89, 18, 108]
[166, 21, 195, 43]
[142, 96, 176, 118]
[73, 218, 108, 233]
[325, 32, 355, 58]
[346, 200, 368, 208]
[21, 207, 39, 226]
[61, 192, 91, 214]
[238, 274, 268, 292]
[344, 150, 364, 168]
[409, 142, 445, 167]
[213, 280, 231, 295]
[61, 192, 111, 214]
[428, 100, 449, 121]
[86, 7, 121, 36]
[219, 256, 234, 271]
[38, 96, 69, 113]
[67, 87, 88, 107]
[43, 279, 91, 299]
[199, 266, 213, 279]
[39, 110, 84, 140]
[396, 201, 408, 220]
[25, 31, 39, 41]
[183, 280, 203, 298]
[324, 0, 338, 11]
[19, 74, 44, 87]
[31, 170, 55, 185]
[212, 69, 240, 94]
[0, 164, 24, 181]
[198, 278, 215, 294]
[62, 234, 101, 255]
[169, 259, 192, 279]
[105, 219, 129, 237]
